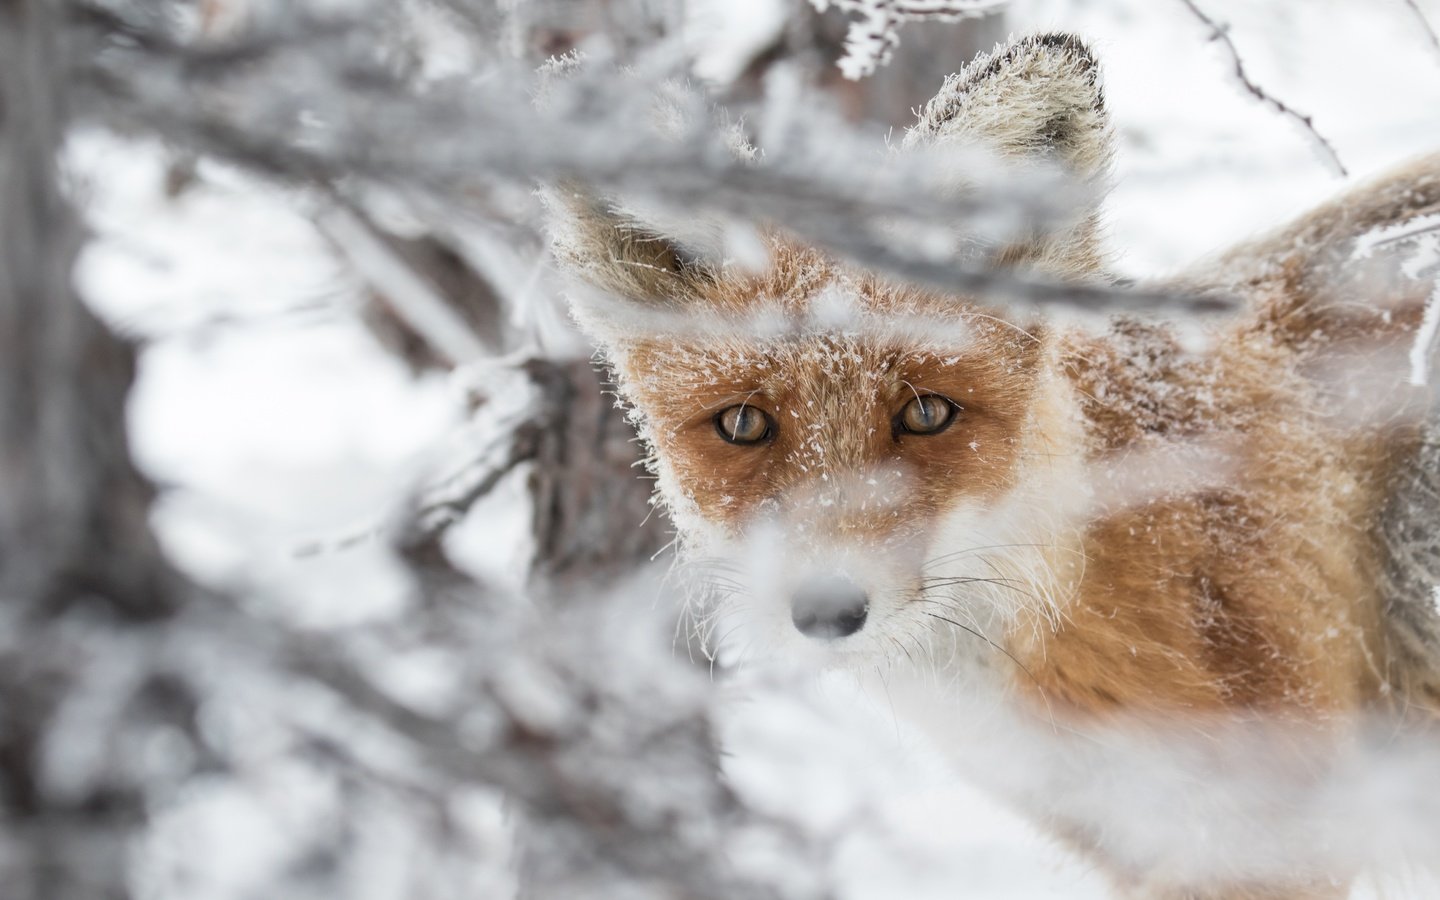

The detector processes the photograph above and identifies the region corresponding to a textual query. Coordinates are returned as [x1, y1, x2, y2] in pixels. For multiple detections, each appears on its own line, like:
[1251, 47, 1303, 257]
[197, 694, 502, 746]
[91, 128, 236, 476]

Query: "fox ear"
[542, 185, 726, 343]
[903, 33, 1113, 275]
[543, 186, 720, 302]
[905, 33, 1112, 180]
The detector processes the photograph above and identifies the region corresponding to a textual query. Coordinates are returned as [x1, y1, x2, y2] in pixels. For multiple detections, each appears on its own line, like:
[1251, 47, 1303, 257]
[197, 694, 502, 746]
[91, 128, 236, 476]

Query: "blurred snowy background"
[11, 0, 1440, 897]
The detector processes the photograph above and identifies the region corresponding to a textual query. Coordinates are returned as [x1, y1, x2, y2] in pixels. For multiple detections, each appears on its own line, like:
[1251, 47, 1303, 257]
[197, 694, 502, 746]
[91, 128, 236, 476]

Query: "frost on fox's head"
[546, 34, 1111, 664]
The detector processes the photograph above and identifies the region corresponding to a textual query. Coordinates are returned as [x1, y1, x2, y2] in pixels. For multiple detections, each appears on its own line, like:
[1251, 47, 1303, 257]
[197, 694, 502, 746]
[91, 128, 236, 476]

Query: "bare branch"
[1177, 0, 1348, 178]
[1400, 0, 1440, 60]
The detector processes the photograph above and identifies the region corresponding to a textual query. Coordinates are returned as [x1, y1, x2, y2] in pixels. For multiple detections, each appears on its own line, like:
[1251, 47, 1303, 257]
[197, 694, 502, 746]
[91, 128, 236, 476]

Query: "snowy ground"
[76, 1, 1440, 897]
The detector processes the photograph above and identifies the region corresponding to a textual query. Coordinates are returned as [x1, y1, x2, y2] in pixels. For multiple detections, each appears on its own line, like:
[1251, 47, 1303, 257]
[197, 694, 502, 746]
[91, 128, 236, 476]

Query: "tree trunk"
[525, 358, 668, 595]
[0, 3, 191, 896]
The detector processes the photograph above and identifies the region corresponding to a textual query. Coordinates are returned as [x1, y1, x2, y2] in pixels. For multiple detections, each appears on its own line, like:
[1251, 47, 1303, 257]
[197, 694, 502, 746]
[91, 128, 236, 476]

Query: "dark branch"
[1177, 0, 1348, 177]
[1400, 0, 1440, 60]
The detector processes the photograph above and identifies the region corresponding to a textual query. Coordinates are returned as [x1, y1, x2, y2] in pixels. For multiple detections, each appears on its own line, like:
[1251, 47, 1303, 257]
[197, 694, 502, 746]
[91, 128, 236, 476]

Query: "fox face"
[618, 275, 1065, 660]
[548, 35, 1110, 665]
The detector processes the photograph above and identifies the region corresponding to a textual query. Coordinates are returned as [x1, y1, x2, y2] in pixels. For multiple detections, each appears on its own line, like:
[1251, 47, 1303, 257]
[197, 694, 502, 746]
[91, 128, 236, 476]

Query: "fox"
[546, 33, 1440, 900]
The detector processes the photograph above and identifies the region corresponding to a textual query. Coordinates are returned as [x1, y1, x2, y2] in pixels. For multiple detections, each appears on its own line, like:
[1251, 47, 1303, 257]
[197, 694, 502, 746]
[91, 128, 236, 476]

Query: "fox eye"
[715, 404, 773, 445]
[897, 394, 957, 436]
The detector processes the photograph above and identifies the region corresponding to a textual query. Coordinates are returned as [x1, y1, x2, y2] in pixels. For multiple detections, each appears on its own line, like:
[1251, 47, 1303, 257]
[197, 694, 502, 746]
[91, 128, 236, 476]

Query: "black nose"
[791, 575, 869, 640]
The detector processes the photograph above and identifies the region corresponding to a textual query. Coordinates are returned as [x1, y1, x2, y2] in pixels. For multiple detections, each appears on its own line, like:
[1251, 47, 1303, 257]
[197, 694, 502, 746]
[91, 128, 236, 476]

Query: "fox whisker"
[921, 541, 1087, 571]
[922, 610, 1055, 731]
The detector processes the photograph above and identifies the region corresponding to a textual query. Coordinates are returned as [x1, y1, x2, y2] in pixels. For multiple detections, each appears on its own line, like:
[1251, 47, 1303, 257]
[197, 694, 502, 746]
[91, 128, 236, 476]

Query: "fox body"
[550, 34, 1440, 899]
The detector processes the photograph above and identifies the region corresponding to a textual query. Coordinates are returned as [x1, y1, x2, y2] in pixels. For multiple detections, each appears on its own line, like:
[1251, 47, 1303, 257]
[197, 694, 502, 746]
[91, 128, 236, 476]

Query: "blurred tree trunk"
[0, 1, 173, 619]
[0, 3, 192, 897]
[524, 359, 666, 595]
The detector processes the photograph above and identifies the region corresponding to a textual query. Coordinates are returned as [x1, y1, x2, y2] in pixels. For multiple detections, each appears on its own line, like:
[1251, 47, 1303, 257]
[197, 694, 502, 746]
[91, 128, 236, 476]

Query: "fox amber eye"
[898, 395, 956, 436]
[715, 404, 772, 445]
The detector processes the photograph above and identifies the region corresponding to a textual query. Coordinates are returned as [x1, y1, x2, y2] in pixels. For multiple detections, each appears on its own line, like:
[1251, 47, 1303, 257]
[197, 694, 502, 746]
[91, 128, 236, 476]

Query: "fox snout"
[791, 574, 869, 640]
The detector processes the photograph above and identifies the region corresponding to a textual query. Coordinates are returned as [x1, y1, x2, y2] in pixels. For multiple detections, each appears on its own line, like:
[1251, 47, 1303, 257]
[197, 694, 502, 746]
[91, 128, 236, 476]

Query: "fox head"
[549, 35, 1112, 668]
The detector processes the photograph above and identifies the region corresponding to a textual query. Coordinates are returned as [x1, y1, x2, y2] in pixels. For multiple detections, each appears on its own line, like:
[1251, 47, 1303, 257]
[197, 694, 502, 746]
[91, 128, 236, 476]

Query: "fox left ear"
[904, 33, 1113, 275]
[906, 33, 1112, 179]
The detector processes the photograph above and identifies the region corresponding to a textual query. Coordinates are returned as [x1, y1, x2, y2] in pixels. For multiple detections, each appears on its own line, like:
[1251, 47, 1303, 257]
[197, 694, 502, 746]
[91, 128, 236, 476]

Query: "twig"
[1177, 0, 1348, 178]
[1400, 0, 1440, 60]
[293, 391, 544, 558]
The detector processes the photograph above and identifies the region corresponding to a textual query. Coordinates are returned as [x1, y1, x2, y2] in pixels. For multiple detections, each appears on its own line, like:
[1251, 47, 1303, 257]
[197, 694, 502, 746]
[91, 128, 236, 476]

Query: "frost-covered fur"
[549, 33, 1440, 900]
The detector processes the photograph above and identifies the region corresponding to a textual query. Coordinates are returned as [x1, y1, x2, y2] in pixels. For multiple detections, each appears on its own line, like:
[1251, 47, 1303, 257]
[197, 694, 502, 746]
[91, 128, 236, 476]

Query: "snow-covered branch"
[812, 0, 1011, 79]
[67, 0, 1237, 318]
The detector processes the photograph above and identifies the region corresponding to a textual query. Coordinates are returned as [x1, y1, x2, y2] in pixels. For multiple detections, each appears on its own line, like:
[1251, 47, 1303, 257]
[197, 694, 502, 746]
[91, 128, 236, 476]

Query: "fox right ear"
[542, 184, 725, 343]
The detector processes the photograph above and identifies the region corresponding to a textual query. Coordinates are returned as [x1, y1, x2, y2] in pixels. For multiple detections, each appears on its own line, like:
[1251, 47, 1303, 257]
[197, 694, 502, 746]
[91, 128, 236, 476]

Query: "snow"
[1350, 211, 1440, 385]
[1411, 282, 1440, 386]
[723, 673, 1104, 898]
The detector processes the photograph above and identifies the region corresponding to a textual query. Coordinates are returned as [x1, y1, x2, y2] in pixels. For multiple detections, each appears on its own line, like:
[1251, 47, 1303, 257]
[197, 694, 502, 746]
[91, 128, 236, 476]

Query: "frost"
[810, 0, 1011, 80]
[1350, 212, 1440, 386]
[1411, 281, 1440, 386]
[1351, 211, 1440, 263]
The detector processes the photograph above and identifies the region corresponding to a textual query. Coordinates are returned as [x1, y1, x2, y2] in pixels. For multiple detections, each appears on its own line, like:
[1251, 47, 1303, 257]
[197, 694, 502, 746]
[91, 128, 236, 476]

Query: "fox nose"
[791, 575, 869, 640]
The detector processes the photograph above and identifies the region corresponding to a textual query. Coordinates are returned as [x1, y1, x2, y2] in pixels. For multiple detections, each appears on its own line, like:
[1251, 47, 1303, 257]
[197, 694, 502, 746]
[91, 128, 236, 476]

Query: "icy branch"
[70, 13, 1234, 317]
[811, 0, 1011, 79]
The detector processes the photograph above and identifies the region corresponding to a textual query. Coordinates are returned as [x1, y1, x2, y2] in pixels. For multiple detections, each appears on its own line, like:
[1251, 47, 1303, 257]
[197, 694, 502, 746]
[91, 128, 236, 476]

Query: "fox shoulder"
[1175, 154, 1440, 708]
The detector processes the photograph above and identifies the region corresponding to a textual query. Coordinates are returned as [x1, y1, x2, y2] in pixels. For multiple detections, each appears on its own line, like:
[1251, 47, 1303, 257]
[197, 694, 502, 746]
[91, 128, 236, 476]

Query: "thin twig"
[1400, 0, 1440, 60]
[1177, 0, 1348, 177]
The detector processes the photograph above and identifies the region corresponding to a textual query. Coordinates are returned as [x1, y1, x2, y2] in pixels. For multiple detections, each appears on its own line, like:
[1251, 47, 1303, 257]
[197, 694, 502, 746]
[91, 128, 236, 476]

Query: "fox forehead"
[620, 315, 1036, 412]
